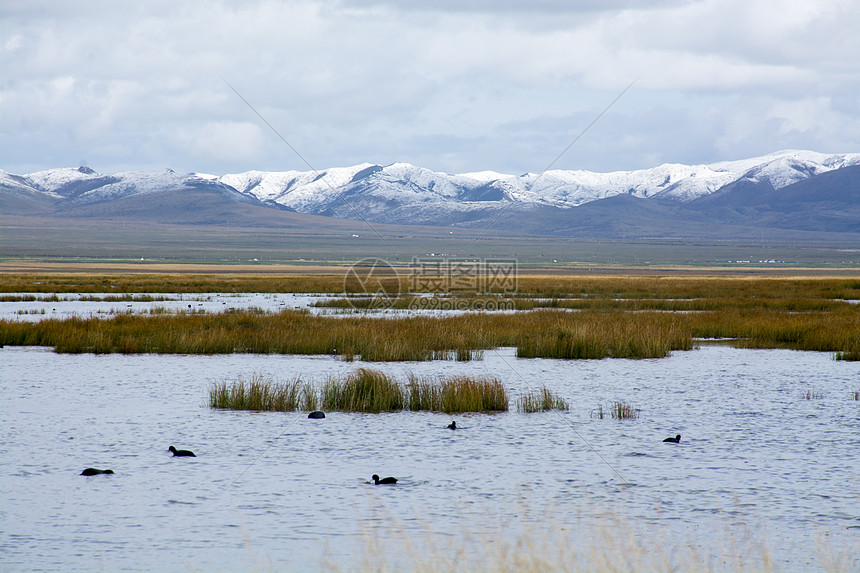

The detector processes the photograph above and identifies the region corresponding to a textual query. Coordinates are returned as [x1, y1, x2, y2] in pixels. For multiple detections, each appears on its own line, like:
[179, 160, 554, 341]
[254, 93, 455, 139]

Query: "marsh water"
[0, 293, 329, 321]
[1, 316, 859, 571]
[0, 292, 516, 322]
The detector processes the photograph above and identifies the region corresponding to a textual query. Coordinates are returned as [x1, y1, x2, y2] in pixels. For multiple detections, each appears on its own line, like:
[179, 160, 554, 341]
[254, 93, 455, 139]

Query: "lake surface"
[0, 292, 328, 322]
[1, 344, 858, 572]
[0, 292, 521, 322]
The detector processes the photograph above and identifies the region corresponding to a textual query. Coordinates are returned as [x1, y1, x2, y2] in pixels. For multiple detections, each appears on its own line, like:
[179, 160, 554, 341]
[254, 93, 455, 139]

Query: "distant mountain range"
[2, 150, 859, 240]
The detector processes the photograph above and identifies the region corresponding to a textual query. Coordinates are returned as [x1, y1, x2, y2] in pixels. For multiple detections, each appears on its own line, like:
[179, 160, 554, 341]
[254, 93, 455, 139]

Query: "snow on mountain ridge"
[8, 150, 859, 219]
[219, 164, 378, 207]
[61, 170, 201, 204]
[24, 166, 105, 193]
[738, 152, 860, 190]
[9, 167, 243, 206]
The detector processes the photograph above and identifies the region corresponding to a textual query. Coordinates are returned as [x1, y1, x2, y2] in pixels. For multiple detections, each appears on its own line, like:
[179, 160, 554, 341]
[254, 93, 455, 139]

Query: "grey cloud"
[1, 0, 858, 176]
[335, 0, 688, 13]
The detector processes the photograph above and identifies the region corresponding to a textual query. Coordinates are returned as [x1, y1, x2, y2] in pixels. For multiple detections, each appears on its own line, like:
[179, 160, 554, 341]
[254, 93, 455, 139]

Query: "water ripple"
[1, 345, 858, 571]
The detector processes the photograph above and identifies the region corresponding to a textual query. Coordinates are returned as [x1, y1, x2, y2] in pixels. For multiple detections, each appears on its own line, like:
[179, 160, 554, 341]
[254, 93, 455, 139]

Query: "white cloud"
[710, 95, 860, 159]
[173, 120, 268, 165]
[0, 0, 858, 175]
[4, 34, 23, 53]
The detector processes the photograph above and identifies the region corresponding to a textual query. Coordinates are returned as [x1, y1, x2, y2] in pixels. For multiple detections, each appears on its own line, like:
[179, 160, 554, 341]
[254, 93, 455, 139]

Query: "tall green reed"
[593, 401, 639, 419]
[321, 368, 404, 413]
[516, 387, 569, 413]
[209, 373, 312, 411]
[211, 370, 509, 413]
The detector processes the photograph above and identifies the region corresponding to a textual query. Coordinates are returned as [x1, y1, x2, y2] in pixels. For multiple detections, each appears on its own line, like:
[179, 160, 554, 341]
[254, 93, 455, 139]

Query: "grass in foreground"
[333, 502, 859, 573]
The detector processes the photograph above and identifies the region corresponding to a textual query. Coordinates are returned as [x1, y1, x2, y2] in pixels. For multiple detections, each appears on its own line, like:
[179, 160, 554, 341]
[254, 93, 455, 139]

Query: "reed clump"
[611, 401, 639, 419]
[801, 390, 825, 400]
[406, 375, 509, 413]
[517, 312, 693, 359]
[456, 348, 483, 361]
[516, 387, 569, 413]
[593, 401, 639, 420]
[406, 376, 441, 411]
[440, 376, 508, 413]
[835, 351, 860, 361]
[209, 373, 315, 411]
[322, 368, 404, 413]
[211, 370, 509, 413]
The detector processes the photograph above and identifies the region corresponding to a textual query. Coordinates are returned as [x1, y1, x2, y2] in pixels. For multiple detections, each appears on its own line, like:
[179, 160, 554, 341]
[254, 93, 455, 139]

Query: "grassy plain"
[5, 212, 860, 267]
[2, 266, 859, 294]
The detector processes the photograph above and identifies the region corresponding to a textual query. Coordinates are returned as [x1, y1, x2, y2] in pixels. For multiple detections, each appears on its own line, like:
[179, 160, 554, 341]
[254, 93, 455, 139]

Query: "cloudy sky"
[2, 0, 859, 176]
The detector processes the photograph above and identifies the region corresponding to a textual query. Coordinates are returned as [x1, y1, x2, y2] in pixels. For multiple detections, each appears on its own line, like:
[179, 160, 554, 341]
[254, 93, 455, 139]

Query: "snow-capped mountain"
[5, 166, 257, 204]
[207, 149, 860, 220]
[2, 150, 858, 233]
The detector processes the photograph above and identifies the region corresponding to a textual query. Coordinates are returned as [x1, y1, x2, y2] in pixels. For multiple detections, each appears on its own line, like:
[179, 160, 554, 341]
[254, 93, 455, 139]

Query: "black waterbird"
[80, 468, 114, 476]
[168, 445, 196, 457]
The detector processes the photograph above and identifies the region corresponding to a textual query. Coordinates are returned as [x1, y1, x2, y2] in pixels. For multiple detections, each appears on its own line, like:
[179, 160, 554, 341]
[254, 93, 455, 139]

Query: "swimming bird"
[308, 411, 326, 419]
[447, 421, 456, 430]
[663, 434, 681, 443]
[371, 474, 397, 485]
[168, 445, 196, 457]
[80, 468, 114, 476]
